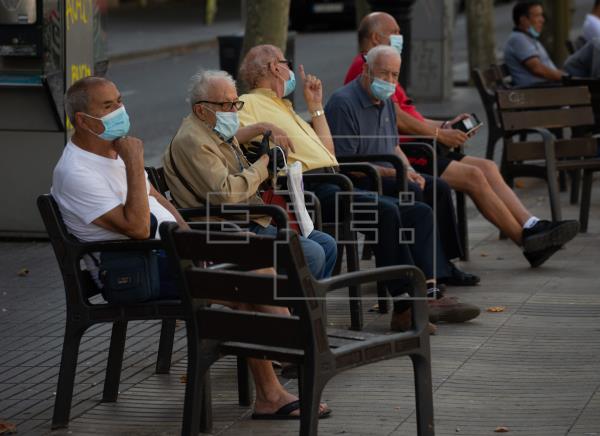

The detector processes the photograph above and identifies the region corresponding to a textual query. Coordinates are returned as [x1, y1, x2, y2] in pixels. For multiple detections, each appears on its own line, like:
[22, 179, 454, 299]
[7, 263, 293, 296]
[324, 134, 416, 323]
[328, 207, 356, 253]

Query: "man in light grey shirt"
[583, 1, 600, 42]
[503, 1, 564, 87]
[564, 37, 600, 78]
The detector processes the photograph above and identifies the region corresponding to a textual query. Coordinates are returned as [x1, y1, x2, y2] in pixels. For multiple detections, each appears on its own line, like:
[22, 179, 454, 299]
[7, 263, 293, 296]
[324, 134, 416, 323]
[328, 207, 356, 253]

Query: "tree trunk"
[540, 0, 572, 66]
[355, 0, 371, 28]
[465, 0, 496, 77]
[242, 0, 290, 58]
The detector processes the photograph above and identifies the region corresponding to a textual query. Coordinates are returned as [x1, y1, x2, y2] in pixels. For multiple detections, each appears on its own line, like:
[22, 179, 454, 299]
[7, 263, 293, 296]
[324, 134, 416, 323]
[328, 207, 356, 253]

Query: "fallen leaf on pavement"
[480, 252, 488, 257]
[180, 375, 187, 384]
[487, 306, 506, 313]
[494, 426, 510, 432]
[0, 420, 17, 434]
[17, 268, 29, 277]
[514, 180, 525, 188]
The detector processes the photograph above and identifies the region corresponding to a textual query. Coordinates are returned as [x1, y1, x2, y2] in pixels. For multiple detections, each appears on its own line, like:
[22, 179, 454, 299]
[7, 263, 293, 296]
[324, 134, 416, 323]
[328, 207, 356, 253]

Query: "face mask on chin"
[82, 105, 131, 141]
[528, 25, 541, 38]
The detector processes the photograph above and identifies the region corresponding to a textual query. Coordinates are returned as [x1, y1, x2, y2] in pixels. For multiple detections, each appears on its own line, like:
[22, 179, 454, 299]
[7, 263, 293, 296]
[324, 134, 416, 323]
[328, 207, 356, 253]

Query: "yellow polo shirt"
[238, 88, 338, 172]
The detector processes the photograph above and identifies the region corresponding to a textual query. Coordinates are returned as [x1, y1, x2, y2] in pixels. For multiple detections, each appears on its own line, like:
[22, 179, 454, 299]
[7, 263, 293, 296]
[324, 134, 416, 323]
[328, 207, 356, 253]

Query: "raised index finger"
[298, 64, 307, 82]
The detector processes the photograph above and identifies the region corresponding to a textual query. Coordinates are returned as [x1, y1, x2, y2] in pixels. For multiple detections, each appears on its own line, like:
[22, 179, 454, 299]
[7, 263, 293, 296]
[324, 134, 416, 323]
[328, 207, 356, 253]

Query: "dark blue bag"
[99, 250, 161, 304]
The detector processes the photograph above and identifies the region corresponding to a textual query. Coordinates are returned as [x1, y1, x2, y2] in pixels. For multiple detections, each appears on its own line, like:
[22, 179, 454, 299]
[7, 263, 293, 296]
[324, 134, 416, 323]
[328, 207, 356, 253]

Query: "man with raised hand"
[237, 44, 482, 332]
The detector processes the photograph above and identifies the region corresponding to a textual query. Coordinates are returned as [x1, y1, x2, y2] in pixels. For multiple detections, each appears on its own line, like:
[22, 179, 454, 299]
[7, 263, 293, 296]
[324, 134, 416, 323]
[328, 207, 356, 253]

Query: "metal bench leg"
[570, 169, 581, 205]
[199, 372, 213, 434]
[411, 352, 435, 436]
[559, 170, 568, 192]
[377, 282, 389, 314]
[236, 356, 252, 406]
[456, 191, 470, 261]
[579, 170, 593, 233]
[332, 243, 344, 275]
[102, 320, 127, 402]
[346, 242, 363, 331]
[156, 319, 176, 374]
[52, 322, 87, 429]
[182, 336, 216, 436]
[298, 365, 324, 436]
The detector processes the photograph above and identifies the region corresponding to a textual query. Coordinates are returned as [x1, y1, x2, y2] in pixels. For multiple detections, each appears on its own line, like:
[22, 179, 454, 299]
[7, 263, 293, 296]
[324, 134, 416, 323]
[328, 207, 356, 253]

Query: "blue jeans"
[249, 223, 337, 279]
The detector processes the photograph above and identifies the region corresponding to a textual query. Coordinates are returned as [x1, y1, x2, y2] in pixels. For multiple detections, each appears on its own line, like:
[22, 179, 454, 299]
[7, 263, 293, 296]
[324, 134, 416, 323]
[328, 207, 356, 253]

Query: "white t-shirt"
[51, 141, 176, 242]
[583, 14, 600, 43]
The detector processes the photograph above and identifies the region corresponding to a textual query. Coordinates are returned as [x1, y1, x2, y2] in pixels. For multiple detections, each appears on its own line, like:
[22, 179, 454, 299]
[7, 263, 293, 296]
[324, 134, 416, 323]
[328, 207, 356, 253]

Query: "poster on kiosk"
[0, 0, 106, 237]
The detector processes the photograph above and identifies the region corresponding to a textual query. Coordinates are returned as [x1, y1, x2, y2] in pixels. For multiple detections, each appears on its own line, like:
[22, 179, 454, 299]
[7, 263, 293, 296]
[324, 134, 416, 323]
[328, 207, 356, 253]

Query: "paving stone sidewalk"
[1, 175, 599, 436]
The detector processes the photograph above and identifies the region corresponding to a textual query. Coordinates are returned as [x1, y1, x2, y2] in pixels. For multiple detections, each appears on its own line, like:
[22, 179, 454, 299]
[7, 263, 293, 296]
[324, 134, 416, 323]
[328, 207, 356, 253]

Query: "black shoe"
[522, 220, 579, 253]
[439, 262, 481, 286]
[523, 245, 562, 268]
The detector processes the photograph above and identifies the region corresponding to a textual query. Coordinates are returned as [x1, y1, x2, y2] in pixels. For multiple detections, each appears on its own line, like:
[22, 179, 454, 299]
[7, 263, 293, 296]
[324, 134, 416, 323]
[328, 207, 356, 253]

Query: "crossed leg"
[441, 157, 529, 244]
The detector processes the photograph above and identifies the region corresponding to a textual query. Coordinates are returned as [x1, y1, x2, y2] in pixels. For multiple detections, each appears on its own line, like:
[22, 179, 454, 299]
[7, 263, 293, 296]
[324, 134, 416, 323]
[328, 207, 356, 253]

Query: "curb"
[108, 37, 219, 63]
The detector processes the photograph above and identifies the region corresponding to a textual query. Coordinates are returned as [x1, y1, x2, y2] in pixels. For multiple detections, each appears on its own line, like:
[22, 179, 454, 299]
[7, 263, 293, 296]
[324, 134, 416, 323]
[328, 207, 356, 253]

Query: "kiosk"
[0, 0, 106, 237]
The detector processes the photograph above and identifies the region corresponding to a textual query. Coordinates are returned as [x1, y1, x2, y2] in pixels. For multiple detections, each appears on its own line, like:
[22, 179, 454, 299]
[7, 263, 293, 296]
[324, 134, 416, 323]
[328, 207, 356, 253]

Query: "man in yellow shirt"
[238, 44, 480, 332]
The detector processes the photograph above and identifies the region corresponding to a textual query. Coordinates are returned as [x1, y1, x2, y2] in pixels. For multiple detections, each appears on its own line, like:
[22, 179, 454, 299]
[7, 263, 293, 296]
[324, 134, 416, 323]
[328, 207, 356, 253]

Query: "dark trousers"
[387, 174, 463, 261]
[307, 182, 450, 298]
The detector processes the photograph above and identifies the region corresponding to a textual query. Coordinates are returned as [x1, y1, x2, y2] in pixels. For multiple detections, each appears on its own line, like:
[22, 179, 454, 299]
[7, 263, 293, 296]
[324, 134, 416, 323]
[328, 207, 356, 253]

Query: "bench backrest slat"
[501, 106, 594, 131]
[185, 269, 294, 306]
[197, 308, 305, 349]
[497, 87, 591, 109]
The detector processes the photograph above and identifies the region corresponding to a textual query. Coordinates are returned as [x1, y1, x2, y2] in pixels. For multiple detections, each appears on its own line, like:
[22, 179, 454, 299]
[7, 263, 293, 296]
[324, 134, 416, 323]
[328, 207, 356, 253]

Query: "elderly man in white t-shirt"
[51, 76, 330, 419]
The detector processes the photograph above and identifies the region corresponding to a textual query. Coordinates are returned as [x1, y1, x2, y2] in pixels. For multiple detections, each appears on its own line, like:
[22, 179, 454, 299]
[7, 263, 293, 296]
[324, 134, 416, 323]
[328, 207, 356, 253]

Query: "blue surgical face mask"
[389, 34, 404, 55]
[83, 105, 130, 141]
[283, 70, 296, 97]
[528, 25, 541, 38]
[213, 110, 240, 140]
[370, 77, 396, 101]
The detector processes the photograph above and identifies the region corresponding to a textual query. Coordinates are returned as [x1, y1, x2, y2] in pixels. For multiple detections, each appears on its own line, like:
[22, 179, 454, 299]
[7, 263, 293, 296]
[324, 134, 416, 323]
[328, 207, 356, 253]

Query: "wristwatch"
[311, 109, 324, 118]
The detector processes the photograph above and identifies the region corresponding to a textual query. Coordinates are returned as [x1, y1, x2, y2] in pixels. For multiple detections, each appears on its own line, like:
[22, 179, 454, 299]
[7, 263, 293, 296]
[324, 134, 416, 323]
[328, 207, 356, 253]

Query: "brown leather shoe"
[428, 296, 480, 324]
[390, 308, 437, 335]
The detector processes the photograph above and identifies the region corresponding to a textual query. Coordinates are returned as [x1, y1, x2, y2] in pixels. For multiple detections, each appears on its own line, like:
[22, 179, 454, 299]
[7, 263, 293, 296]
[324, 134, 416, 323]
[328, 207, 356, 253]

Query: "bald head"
[239, 44, 281, 89]
[358, 12, 400, 52]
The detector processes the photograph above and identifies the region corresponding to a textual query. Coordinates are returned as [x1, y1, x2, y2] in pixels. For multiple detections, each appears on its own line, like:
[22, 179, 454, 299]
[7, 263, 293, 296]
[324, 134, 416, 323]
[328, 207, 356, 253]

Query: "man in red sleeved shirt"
[343, 12, 580, 268]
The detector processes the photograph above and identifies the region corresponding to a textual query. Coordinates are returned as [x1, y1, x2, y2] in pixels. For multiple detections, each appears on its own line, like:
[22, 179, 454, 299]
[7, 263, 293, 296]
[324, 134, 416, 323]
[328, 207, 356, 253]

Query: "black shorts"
[402, 142, 465, 176]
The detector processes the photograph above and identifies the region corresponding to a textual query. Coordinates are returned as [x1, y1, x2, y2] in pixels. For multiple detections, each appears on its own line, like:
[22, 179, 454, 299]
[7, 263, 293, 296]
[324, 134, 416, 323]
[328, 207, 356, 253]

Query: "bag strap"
[168, 138, 207, 206]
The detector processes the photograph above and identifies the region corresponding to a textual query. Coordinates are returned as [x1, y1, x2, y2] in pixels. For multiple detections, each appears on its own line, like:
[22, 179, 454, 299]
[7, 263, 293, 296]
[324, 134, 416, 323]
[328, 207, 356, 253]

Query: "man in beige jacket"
[162, 69, 334, 419]
[163, 69, 336, 281]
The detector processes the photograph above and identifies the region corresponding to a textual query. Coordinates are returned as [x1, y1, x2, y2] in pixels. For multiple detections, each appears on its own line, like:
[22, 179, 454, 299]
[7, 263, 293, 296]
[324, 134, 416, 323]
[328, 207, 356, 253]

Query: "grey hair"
[64, 76, 110, 124]
[365, 45, 400, 69]
[188, 69, 236, 108]
[238, 44, 280, 89]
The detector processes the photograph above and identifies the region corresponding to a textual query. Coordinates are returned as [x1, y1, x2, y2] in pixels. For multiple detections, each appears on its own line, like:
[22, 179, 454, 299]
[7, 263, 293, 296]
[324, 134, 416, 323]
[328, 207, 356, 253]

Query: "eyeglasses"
[195, 100, 245, 111]
[277, 59, 293, 69]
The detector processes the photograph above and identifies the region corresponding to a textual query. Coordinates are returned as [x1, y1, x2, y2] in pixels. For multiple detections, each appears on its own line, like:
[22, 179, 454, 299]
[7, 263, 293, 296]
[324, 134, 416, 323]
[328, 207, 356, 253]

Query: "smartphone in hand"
[451, 113, 483, 135]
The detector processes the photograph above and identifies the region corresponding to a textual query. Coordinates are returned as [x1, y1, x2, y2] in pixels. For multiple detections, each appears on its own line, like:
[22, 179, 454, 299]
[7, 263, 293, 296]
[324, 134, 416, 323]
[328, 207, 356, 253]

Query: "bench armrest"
[318, 264, 426, 298]
[338, 162, 383, 194]
[337, 153, 407, 192]
[177, 204, 289, 229]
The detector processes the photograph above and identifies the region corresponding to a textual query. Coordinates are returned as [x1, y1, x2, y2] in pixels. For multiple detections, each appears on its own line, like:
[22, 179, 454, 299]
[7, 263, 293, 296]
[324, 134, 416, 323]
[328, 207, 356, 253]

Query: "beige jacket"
[162, 114, 271, 227]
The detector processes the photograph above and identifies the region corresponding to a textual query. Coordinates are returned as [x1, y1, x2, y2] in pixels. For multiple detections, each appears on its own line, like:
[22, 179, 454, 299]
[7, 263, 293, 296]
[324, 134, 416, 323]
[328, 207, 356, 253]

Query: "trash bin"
[218, 32, 296, 104]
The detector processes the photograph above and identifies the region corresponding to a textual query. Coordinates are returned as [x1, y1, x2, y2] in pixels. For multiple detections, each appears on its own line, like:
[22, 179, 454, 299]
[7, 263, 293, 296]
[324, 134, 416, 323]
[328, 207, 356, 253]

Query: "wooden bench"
[37, 193, 289, 430]
[160, 222, 435, 436]
[496, 86, 600, 231]
[148, 164, 385, 331]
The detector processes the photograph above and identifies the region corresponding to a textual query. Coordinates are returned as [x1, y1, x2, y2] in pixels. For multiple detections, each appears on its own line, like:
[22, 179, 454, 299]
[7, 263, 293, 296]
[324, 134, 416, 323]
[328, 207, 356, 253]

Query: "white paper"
[286, 161, 314, 237]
